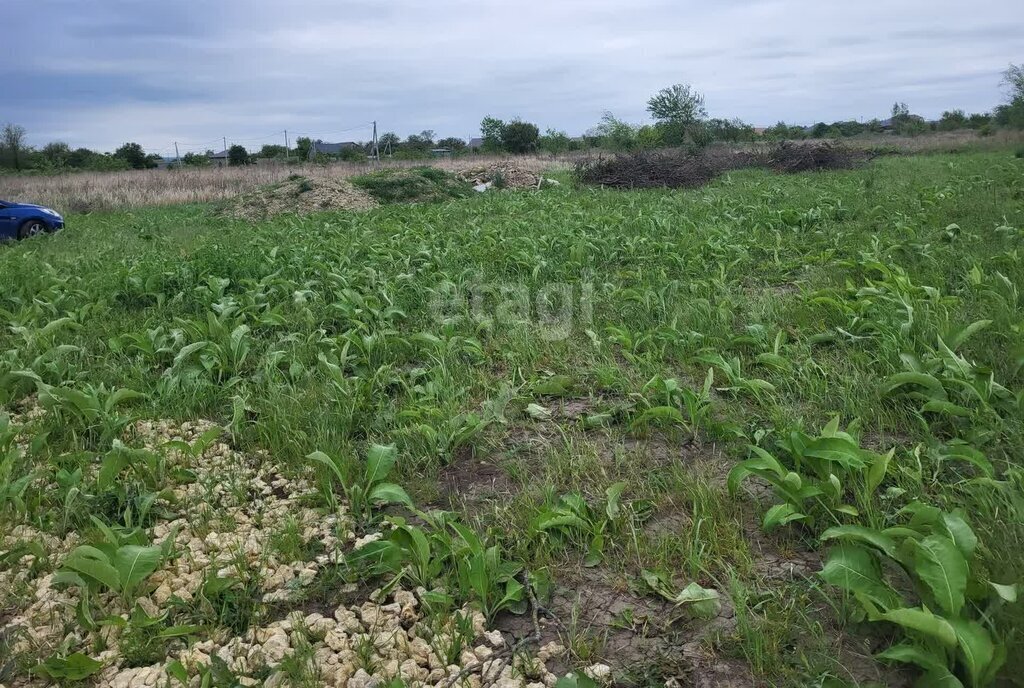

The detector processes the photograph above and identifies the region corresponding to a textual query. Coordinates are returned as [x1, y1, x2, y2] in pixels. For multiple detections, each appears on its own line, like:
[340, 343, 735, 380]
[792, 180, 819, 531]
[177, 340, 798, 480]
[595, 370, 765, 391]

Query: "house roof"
[209, 150, 229, 158]
[467, 137, 484, 148]
[311, 141, 360, 154]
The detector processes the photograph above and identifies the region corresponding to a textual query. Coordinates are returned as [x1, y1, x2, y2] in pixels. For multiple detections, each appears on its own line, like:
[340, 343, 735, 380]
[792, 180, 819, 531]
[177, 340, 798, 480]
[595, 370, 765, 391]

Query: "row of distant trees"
[3, 64, 1022, 173]
[0, 126, 168, 172]
[471, 63, 1024, 154]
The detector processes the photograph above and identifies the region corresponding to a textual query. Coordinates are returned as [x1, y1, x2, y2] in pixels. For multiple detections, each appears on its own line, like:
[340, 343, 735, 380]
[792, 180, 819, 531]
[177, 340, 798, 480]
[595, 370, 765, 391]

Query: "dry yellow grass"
[822, 128, 1024, 153]
[0, 155, 574, 214]
[1, 130, 1018, 214]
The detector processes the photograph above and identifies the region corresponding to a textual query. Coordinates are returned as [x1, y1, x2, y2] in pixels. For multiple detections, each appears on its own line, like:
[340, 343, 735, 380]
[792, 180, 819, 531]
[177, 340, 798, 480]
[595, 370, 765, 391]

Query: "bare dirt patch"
[682, 649, 756, 688]
[440, 453, 517, 510]
[547, 398, 596, 422]
[494, 566, 740, 685]
[497, 563, 759, 687]
[615, 432, 706, 469]
[833, 633, 914, 688]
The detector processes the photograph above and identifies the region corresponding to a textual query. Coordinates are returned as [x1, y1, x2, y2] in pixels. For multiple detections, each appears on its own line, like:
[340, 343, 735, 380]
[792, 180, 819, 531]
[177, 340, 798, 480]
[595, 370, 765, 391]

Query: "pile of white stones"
[0, 412, 609, 687]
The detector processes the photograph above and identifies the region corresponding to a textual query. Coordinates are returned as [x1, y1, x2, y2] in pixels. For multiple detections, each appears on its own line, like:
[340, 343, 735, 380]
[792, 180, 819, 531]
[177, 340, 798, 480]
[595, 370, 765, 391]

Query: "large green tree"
[647, 84, 709, 148]
[501, 119, 539, 154]
[228, 144, 249, 166]
[647, 84, 707, 125]
[259, 144, 287, 158]
[378, 132, 400, 154]
[41, 141, 71, 167]
[295, 136, 312, 160]
[479, 116, 505, 152]
[114, 142, 149, 169]
[403, 131, 435, 152]
[67, 147, 97, 168]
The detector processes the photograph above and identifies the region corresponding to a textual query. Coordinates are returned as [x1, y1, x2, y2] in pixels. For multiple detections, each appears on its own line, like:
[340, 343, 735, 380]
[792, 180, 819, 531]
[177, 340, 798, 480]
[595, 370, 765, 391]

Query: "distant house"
[430, 148, 453, 158]
[879, 115, 927, 132]
[467, 137, 484, 151]
[309, 140, 361, 159]
[208, 150, 230, 166]
[154, 156, 178, 170]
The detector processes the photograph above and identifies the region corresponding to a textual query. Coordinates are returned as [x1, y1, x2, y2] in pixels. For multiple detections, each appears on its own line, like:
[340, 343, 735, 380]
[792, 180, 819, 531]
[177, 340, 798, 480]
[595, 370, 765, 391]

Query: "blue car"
[0, 200, 64, 241]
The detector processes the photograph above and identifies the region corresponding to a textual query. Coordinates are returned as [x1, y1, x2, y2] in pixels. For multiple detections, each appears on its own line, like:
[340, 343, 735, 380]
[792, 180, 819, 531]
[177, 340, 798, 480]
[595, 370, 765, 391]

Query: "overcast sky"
[5, 0, 1022, 155]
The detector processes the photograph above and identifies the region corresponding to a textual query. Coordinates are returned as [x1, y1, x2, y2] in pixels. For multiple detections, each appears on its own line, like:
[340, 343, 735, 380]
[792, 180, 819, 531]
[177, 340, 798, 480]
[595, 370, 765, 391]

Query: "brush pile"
[576, 142, 863, 190]
[764, 141, 864, 173]
[575, 150, 726, 189]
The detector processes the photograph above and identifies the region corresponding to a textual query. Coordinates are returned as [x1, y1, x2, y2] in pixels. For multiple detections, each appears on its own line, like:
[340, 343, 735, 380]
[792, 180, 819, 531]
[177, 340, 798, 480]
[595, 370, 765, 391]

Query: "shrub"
[339, 148, 368, 163]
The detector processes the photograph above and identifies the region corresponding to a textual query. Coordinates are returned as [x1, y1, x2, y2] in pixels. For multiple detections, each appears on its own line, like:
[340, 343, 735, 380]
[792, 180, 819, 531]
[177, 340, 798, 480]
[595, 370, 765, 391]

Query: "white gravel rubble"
[0, 413, 565, 688]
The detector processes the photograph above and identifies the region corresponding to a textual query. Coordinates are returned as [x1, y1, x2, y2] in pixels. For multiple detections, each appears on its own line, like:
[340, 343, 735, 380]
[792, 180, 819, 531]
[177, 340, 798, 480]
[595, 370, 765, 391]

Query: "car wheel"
[17, 220, 47, 240]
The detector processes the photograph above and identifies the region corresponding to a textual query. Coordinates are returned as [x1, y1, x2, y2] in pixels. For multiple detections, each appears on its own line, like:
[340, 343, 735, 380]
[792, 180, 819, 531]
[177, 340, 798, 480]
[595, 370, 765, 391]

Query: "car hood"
[4, 202, 60, 213]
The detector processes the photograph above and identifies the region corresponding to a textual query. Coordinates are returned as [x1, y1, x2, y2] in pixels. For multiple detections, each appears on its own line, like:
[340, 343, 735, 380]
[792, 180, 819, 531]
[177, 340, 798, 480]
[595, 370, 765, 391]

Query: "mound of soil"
[223, 175, 378, 220]
[576, 142, 863, 190]
[459, 162, 542, 189]
[350, 166, 474, 204]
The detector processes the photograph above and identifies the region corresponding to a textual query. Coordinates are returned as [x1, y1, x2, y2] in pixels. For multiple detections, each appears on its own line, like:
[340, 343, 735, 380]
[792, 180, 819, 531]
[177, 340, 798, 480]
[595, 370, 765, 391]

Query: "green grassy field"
[1, 151, 1023, 687]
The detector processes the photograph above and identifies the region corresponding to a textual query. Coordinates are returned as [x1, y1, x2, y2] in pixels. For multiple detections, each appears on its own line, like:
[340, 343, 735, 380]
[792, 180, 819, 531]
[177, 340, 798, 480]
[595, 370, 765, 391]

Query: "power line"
[173, 137, 224, 149]
[227, 130, 289, 143]
[167, 121, 378, 160]
[290, 122, 374, 140]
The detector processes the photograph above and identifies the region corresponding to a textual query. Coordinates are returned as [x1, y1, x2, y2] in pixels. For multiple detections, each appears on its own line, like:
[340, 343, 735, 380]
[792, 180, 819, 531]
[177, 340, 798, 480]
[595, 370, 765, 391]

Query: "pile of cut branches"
[576, 142, 864, 189]
[764, 141, 864, 173]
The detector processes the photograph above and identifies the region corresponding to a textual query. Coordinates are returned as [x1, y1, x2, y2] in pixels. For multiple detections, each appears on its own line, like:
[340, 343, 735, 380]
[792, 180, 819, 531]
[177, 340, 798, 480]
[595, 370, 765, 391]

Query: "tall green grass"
[1, 150, 1022, 685]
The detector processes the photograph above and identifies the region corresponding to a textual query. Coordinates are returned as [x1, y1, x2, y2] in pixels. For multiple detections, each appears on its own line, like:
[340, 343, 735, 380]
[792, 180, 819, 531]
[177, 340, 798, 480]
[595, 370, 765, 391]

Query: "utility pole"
[284, 130, 290, 161]
[174, 142, 182, 168]
[371, 121, 379, 163]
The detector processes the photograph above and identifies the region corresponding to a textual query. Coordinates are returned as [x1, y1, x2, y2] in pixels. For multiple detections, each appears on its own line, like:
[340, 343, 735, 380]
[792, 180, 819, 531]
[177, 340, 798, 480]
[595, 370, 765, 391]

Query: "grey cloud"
[890, 24, 1024, 42]
[5, 0, 1022, 151]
